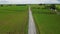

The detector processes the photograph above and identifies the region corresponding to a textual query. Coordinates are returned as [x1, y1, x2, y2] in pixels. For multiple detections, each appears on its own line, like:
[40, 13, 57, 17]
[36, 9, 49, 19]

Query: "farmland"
[0, 5, 28, 34]
[31, 4, 60, 34]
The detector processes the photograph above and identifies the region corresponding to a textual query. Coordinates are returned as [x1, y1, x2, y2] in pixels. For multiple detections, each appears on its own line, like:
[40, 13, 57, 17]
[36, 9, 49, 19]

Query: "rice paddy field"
[31, 4, 60, 34]
[0, 5, 28, 34]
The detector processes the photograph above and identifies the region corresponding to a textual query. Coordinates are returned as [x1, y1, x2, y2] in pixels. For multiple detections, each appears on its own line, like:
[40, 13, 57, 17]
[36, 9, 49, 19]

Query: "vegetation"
[0, 5, 28, 34]
[31, 4, 60, 34]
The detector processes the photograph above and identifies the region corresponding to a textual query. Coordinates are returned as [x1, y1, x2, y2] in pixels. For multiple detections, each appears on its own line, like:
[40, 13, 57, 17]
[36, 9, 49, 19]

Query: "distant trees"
[0, 4, 11, 7]
[49, 4, 57, 13]
[38, 4, 57, 14]
[0, 4, 26, 7]
[16, 4, 26, 6]
[50, 4, 56, 10]
[0, 5, 3, 7]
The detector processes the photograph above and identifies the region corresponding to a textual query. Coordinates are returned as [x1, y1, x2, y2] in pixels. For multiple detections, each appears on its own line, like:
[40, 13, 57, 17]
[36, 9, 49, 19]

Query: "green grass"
[31, 5, 60, 34]
[0, 5, 28, 34]
[0, 6, 28, 11]
[55, 5, 60, 12]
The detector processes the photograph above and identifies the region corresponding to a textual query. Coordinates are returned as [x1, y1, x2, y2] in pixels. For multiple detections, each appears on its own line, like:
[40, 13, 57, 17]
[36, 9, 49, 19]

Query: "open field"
[31, 4, 60, 34]
[0, 5, 28, 34]
[55, 4, 60, 12]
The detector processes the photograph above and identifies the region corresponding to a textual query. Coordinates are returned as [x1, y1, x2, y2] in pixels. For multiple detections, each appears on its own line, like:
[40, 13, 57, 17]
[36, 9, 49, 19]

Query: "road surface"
[28, 6, 36, 34]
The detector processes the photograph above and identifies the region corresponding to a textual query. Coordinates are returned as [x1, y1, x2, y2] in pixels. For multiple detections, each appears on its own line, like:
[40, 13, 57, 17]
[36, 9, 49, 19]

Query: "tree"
[0, 5, 3, 7]
[50, 4, 56, 14]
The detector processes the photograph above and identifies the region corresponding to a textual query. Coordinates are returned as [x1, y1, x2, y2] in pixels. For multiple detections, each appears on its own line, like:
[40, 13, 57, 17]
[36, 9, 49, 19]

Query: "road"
[28, 6, 36, 34]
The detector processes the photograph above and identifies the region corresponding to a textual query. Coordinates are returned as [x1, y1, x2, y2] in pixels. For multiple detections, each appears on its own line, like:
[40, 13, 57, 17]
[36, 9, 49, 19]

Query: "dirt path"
[28, 6, 36, 34]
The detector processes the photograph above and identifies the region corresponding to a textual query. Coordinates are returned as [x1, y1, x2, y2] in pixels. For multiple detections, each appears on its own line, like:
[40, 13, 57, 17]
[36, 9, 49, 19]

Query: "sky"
[0, 0, 60, 4]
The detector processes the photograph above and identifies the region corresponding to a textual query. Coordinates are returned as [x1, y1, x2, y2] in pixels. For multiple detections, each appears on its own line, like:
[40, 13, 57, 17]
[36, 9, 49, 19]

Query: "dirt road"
[28, 6, 36, 34]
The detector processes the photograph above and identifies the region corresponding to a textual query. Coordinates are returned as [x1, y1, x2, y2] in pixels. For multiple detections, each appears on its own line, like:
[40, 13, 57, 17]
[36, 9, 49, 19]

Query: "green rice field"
[31, 4, 60, 34]
[0, 5, 28, 34]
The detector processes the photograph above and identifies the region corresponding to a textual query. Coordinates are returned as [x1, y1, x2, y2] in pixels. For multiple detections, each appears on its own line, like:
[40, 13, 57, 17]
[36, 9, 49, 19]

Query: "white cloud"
[0, 0, 60, 4]
[37, 0, 60, 4]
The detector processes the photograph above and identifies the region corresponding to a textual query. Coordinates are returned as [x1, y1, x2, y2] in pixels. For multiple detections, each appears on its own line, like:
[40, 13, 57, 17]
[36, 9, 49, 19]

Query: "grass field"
[31, 4, 60, 34]
[0, 5, 28, 34]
